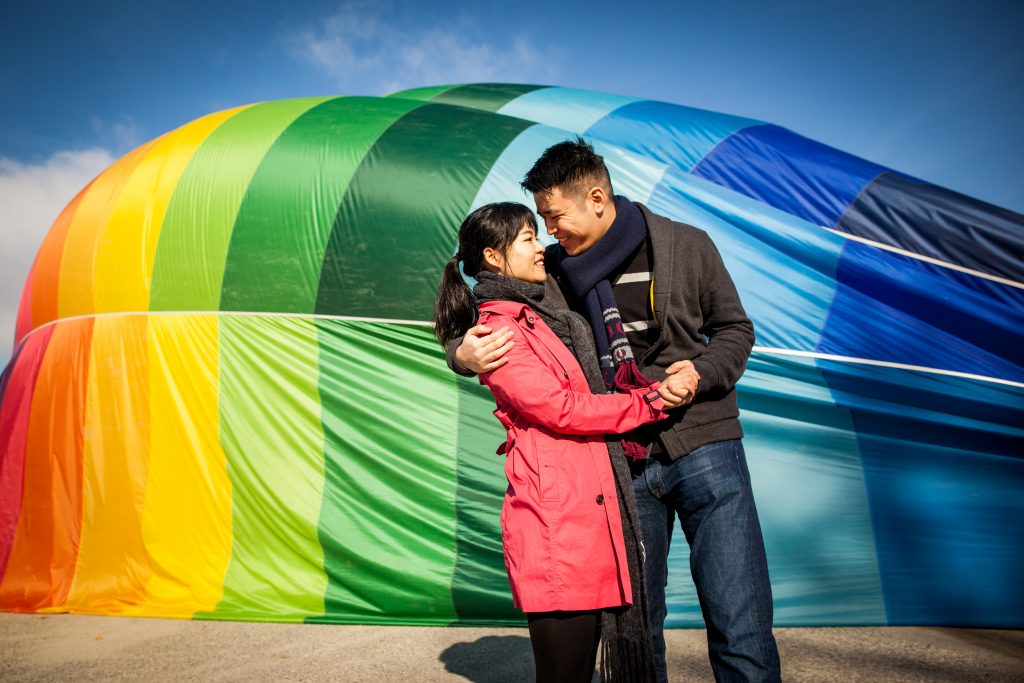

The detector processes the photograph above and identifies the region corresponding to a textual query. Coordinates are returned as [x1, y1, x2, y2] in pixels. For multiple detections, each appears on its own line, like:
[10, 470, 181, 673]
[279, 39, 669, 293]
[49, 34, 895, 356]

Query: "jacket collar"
[478, 300, 539, 328]
[637, 202, 674, 330]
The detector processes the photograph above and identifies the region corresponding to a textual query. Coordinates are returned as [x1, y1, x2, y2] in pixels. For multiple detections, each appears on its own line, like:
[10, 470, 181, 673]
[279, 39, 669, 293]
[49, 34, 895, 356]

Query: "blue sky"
[1, 0, 1022, 361]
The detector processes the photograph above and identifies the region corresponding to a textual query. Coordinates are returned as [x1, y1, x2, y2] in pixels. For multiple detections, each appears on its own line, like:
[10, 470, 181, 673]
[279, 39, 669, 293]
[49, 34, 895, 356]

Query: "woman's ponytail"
[434, 256, 477, 348]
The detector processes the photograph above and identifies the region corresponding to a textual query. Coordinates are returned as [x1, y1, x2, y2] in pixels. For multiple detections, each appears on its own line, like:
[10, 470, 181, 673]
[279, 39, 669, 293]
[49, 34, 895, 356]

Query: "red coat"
[478, 301, 668, 613]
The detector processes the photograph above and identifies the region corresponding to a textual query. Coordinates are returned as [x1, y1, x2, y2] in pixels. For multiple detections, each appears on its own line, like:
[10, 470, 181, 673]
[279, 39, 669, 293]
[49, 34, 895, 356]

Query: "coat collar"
[637, 202, 675, 330]
[478, 300, 539, 328]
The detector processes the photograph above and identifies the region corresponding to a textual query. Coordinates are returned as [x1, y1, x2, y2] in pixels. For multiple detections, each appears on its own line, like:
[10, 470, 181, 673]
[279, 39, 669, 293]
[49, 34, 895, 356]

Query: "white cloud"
[91, 114, 145, 157]
[282, 4, 555, 94]
[0, 148, 115, 364]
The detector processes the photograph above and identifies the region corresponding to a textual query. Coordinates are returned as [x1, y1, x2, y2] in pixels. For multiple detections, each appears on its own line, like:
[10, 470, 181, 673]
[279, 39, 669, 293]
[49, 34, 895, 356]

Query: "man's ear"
[589, 186, 608, 215]
[482, 246, 503, 271]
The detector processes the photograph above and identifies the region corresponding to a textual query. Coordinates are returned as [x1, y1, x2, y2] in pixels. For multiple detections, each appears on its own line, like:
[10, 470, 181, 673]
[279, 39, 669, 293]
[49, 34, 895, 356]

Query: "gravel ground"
[1, 612, 1022, 682]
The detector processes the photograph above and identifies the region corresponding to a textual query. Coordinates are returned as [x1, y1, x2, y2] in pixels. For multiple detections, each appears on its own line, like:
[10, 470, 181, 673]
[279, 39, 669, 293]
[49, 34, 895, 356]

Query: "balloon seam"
[753, 346, 1024, 389]
[820, 226, 1024, 289]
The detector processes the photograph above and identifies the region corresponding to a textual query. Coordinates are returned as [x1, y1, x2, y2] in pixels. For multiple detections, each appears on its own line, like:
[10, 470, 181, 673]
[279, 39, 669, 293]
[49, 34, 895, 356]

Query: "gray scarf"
[473, 271, 655, 682]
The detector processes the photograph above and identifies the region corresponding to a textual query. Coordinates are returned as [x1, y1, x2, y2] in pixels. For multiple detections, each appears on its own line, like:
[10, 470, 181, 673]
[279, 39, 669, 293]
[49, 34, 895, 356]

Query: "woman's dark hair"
[434, 202, 538, 348]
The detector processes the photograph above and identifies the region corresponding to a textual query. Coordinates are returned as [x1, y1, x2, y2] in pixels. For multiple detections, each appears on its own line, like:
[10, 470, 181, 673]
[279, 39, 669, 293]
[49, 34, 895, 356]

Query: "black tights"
[527, 610, 601, 683]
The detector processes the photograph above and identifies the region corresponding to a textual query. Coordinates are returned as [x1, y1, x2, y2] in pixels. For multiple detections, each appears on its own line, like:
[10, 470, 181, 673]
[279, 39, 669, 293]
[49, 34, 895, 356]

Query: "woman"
[434, 202, 667, 683]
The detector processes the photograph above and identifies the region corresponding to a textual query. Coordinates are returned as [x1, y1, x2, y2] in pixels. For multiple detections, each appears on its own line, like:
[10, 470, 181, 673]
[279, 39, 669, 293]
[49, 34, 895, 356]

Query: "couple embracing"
[434, 138, 781, 683]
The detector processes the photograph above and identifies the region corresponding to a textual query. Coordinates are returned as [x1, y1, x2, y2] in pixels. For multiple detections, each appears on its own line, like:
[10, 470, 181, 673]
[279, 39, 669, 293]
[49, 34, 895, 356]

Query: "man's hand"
[658, 360, 700, 408]
[455, 324, 515, 374]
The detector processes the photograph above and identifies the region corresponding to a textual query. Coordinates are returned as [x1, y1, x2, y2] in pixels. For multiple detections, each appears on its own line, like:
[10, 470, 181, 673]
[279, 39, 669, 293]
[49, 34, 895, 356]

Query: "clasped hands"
[455, 325, 699, 408]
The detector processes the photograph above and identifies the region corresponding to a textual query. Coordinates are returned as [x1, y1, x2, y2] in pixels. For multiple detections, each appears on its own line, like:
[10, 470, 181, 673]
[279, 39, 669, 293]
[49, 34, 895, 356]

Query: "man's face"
[533, 186, 606, 256]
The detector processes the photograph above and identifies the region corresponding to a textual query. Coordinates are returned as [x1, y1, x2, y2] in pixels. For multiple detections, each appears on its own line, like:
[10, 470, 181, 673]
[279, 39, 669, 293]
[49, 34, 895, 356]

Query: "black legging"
[527, 610, 601, 683]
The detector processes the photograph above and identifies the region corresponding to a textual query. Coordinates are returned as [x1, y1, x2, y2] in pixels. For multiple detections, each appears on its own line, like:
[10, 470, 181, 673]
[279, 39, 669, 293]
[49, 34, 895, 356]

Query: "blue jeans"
[634, 439, 781, 683]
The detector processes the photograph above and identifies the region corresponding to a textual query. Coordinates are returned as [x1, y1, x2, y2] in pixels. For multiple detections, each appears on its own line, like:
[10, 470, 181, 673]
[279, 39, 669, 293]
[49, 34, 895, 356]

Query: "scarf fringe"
[614, 359, 650, 391]
[599, 446, 657, 682]
[600, 628, 656, 682]
[615, 360, 655, 461]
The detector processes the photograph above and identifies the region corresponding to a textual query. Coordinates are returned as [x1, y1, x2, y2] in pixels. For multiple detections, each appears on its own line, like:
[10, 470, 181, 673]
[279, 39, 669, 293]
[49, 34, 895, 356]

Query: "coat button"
[596, 494, 605, 505]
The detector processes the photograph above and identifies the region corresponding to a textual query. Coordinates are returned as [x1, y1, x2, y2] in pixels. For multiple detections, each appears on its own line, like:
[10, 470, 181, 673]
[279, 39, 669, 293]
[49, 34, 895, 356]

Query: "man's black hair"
[521, 136, 614, 201]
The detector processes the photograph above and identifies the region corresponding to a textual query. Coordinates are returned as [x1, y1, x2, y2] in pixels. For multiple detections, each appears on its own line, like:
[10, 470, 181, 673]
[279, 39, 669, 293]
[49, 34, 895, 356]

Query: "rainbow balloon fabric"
[1, 84, 1022, 627]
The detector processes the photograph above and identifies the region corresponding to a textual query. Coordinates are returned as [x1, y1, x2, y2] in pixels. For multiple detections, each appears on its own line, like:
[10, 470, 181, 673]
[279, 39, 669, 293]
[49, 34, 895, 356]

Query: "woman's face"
[485, 223, 546, 283]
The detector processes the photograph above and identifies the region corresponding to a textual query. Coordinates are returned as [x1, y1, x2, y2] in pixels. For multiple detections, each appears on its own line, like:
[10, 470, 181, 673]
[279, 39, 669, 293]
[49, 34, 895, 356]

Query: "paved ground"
[1, 612, 1022, 681]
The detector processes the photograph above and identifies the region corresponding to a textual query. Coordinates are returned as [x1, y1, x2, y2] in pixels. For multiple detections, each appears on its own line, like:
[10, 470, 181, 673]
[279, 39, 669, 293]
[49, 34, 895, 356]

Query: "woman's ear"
[482, 246, 503, 272]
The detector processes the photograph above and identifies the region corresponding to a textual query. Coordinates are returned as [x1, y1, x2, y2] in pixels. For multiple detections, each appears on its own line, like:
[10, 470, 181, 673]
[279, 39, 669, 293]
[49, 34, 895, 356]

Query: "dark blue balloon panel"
[692, 123, 894, 228]
[837, 172, 1024, 282]
[820, 241, 1024, 384]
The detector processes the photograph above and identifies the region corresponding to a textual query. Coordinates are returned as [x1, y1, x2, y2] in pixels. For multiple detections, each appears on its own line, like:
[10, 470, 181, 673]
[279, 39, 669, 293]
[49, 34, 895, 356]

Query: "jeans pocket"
[638, 458, 666, 498]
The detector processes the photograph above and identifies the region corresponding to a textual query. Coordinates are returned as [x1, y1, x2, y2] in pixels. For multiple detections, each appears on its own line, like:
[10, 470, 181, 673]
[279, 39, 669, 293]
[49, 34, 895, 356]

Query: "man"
[449, 138, 780, 682]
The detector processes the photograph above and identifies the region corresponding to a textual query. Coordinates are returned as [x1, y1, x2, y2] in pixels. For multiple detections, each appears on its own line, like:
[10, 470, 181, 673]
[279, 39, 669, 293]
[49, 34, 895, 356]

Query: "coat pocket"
[537, 448, 562, 503]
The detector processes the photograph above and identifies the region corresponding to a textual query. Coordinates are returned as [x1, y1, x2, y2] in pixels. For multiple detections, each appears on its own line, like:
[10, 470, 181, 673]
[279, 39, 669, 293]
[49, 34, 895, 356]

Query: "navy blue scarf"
[547, 196, 655, 460]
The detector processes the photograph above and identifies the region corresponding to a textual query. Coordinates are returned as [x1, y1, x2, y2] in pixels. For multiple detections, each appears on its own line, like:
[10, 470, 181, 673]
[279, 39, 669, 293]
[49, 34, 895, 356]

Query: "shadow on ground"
[440, 635, 534, 682]
[3, 614, 1023, 682]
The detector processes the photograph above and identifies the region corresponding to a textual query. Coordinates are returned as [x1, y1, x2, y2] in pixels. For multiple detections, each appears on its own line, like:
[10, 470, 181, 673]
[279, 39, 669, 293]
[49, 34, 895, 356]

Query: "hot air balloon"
[1, 84, 1021, 628]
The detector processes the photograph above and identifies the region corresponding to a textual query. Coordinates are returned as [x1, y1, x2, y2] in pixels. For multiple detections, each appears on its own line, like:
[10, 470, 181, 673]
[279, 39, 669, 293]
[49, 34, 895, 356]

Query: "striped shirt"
[610, 232, 660, 361]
